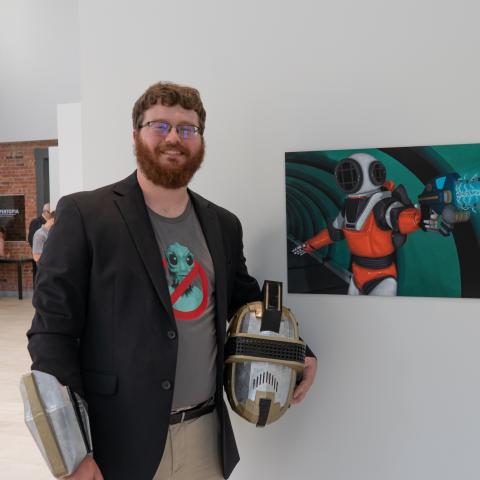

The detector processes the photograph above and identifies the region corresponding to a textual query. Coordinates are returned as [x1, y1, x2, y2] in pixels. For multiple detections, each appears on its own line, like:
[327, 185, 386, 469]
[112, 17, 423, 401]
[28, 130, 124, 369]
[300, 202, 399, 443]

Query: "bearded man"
[27, 82, 317, 480]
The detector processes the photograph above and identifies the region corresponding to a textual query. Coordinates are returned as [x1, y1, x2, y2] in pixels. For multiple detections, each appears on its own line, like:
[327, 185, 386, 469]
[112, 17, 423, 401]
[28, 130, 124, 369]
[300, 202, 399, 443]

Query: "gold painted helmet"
[225, 281, 305, 426]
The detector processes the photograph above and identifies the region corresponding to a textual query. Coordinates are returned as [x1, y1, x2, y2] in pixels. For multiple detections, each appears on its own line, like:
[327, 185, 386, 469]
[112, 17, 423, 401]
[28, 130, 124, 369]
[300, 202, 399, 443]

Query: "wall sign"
[0, 195, 26, 241]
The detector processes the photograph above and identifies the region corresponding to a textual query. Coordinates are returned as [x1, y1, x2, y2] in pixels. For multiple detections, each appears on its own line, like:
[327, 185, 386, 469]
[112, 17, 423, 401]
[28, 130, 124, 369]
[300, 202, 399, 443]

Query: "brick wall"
[0, 140, 57, 295]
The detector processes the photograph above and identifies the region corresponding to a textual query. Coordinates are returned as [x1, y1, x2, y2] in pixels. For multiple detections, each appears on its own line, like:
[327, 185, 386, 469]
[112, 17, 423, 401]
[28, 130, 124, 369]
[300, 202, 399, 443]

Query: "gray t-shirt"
[148, 201, 217, 410]
[32, 226, 49, 255]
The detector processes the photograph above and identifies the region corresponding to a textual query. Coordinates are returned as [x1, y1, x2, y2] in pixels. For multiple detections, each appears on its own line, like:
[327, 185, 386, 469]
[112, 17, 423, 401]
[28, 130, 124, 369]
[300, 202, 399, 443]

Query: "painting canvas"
[286, 144, 480, 298]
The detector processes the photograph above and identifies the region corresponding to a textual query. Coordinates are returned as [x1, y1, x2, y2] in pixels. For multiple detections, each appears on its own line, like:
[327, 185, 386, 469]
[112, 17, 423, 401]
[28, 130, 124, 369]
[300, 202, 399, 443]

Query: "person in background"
[0, 226, 7, 258]
[32, 211, 55, 263]
[28, 203, 51, 247]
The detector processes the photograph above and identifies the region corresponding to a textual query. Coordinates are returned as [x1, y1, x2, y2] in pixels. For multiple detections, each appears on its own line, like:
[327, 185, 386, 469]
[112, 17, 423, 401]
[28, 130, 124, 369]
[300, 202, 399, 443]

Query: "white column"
[51, 103, 83, 209]
[48, 146, 60, 209]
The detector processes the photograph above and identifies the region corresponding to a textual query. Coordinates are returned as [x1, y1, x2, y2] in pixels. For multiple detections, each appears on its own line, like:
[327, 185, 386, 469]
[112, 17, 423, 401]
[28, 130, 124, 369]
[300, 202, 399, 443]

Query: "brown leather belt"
[169, 402, 215, 425]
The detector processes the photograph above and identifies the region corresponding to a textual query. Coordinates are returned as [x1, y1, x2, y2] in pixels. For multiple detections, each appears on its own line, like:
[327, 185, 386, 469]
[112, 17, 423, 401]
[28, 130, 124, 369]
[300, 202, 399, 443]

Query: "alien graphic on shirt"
[165, 242, 203, 312]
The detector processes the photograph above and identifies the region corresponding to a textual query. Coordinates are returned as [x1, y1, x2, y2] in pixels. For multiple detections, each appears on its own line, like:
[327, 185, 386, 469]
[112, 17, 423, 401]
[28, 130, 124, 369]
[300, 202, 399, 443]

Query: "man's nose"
[164, 126, 181, 144]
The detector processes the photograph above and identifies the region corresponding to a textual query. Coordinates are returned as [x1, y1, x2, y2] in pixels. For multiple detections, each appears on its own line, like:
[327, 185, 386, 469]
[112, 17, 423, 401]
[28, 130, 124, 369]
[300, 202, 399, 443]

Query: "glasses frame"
[139, 120, 202, 140]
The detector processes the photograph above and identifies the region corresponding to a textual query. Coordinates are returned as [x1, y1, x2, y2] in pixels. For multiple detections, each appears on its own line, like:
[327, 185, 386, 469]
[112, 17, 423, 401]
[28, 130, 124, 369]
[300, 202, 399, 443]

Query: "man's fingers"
[291, 379, 308, 404]
[94, 469, 104, 480]
[64, 456, 103, 480]
[291, 384, 307, 404]
[293, 357, 317, 404]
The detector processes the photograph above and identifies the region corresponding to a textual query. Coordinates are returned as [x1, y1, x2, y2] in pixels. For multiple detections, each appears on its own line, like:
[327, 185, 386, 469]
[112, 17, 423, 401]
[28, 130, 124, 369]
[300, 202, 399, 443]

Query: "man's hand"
[291, 356, 317, 405]
[64, 456, 104, 480]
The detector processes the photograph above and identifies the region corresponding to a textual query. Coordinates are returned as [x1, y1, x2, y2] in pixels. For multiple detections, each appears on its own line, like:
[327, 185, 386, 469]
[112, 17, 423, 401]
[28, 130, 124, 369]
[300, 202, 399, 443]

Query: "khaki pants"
[153, 411, 223, 480]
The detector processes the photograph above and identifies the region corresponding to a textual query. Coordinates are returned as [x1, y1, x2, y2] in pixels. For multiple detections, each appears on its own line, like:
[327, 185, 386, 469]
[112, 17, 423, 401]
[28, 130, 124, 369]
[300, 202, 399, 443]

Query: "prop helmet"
[334, 152, 386, 196]
[225, 281, 306, 427]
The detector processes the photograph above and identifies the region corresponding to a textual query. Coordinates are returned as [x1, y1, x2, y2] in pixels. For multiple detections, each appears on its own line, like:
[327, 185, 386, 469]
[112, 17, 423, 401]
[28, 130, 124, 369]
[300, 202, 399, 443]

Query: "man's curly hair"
[132, 81, 206, 134]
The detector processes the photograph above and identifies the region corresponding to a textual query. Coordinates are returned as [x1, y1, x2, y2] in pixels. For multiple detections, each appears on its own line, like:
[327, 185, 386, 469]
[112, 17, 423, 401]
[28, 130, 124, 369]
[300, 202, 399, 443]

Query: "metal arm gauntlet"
[20, 370, 92, 478]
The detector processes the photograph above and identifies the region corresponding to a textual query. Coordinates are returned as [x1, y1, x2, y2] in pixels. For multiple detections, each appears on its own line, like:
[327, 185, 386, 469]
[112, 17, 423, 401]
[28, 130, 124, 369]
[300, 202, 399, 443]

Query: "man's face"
[134, 103, 205, 189]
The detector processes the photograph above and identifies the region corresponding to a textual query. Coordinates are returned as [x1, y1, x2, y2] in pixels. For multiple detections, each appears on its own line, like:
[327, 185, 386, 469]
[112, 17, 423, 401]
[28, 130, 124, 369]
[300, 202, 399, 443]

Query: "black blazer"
[27, 172, 262, 479]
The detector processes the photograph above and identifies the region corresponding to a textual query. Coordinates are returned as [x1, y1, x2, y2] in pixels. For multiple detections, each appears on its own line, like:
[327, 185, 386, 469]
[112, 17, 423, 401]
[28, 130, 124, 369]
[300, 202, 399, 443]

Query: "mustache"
[154, 144, 190, 156]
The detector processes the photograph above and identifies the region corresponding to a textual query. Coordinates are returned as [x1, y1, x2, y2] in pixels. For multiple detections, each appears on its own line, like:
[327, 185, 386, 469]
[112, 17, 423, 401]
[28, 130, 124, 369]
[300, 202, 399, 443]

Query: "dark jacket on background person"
[28, 215, 47, 247]
[27, 172, 262, 479]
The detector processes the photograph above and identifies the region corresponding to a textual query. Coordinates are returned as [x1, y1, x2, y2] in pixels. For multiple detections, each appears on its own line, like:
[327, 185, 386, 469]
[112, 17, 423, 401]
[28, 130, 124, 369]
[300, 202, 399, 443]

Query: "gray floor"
[0, 297, 52, 479]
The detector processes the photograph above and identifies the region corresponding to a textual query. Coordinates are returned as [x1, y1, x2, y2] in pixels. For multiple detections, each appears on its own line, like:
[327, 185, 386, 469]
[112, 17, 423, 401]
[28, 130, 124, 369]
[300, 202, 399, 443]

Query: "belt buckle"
[171, 404, 194, 423]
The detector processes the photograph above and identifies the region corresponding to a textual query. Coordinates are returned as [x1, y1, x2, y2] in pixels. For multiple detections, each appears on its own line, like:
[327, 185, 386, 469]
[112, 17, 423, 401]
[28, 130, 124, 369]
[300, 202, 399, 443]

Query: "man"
[28, 203, 50, 247]
[32, 211, 55, 263]
[0, 226, 7, 258]
[28, 203, 51, 277]
[27, 82, 317, 480]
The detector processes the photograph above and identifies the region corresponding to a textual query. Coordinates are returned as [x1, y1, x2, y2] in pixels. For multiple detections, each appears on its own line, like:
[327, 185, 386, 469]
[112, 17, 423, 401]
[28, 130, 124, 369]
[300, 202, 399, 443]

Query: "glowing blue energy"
[455, 176, 480, 212]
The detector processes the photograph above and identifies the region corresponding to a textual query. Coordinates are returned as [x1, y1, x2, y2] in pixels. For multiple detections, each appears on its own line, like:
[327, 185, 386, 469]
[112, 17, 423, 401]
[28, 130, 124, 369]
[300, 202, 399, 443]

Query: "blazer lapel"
[113, 173, 175, 326]
[190, 191, 228, 343]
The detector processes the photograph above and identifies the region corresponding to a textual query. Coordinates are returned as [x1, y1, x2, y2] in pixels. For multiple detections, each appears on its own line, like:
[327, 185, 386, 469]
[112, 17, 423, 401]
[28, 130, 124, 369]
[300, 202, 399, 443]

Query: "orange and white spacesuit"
[292, 153, 423, 296]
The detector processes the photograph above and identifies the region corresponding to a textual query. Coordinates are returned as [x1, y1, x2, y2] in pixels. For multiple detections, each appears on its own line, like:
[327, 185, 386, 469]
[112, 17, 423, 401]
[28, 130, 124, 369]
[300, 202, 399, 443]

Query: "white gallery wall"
[78, 1, 480, 479]
[52, 103, 83, 207]
[0, 0, 80, 143]
[48, 103, 83, 210]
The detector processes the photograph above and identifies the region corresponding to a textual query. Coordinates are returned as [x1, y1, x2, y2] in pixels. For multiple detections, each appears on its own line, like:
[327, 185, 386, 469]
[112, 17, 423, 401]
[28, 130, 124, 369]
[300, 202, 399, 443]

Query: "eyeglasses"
[139, 121, 201, 140]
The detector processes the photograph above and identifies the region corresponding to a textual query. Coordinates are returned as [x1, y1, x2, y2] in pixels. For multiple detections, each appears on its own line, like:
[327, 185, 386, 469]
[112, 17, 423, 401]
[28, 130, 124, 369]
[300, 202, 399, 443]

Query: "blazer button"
[161, 380, 172, 391]
[167, 330, 176, 340]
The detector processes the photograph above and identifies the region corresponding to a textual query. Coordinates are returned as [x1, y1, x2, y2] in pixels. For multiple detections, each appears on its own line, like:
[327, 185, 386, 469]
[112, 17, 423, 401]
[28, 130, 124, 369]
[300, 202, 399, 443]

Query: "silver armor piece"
[20, 370, 92, 478]
[238, 309, 295, 406]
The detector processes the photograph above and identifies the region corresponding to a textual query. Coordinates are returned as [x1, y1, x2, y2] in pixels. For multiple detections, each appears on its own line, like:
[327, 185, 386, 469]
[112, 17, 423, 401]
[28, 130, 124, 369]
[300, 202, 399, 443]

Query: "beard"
[135, 137, 205, 189]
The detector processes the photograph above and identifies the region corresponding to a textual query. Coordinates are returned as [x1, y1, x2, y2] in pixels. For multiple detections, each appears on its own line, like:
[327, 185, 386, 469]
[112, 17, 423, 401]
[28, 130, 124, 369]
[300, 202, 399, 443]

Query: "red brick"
[0, 139, 57, 293]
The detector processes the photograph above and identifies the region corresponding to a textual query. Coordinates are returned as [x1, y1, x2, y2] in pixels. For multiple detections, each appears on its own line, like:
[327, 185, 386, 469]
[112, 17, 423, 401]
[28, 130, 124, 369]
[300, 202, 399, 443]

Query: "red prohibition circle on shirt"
[162, 258, 208, 320]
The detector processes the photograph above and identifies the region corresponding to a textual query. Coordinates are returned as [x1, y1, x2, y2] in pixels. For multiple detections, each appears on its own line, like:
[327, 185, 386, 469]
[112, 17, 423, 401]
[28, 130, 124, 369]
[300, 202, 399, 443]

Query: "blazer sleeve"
[227, 216, 262, 319]
[27, 195, 91, 396]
